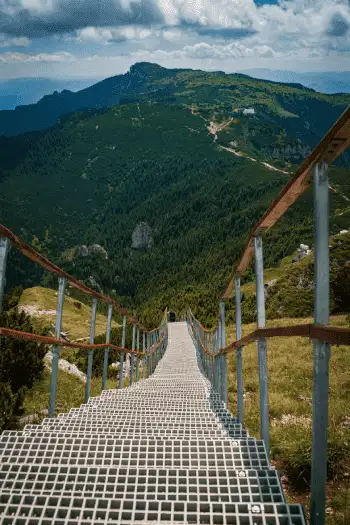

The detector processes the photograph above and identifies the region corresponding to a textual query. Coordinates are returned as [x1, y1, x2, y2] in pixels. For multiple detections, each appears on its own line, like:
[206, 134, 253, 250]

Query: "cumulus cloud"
[0, 0, 163, 37]
[0, 0, 349, 69]
[0, 51, 76, 62]
[131, 40, 277, 59]
[74, 25, 156, 44]
[327, 10, 350, 36]
[0, 36, 30, 47]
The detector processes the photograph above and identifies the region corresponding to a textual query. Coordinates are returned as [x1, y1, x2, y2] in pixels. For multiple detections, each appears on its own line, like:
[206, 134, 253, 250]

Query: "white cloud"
[0, 51, 76, 62]
[0, 36, 30, 47]
[130, 40, 278, 59]
[74, 25, 155, 44]
[0, 0, 349, 74]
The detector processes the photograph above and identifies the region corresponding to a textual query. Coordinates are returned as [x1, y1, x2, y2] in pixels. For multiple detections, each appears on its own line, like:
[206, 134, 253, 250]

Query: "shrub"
[0, 306, 47, 431]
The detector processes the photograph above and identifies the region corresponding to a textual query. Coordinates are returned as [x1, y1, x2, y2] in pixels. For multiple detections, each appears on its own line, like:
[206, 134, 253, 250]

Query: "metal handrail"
[0, 226, 168, 417]
[188, 107, 350, 525]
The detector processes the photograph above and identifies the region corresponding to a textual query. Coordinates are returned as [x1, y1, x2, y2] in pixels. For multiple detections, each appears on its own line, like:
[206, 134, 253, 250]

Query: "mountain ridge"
[1, 62, 349, 137]
[1, 97, 349, 325]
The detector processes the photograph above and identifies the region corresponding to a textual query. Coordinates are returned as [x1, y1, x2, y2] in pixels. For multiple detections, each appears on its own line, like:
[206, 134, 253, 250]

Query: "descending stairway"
[0, 322, 306, 525]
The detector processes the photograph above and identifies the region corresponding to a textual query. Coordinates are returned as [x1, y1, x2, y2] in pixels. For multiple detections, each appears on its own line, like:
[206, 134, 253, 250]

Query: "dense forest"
[0, 64, 349, 327]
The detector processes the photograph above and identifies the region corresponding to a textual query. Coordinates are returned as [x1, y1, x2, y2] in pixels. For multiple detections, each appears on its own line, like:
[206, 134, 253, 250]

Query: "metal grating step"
[0, 494, 306, 525]
[0, 465, 285, 503]
[0, 322, 306, 525]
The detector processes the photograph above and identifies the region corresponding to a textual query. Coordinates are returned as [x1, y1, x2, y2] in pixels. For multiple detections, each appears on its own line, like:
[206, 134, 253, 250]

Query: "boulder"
[80, 245, 89, 257]
[131, 222, 153, 250]
[88, 244, 108, 259]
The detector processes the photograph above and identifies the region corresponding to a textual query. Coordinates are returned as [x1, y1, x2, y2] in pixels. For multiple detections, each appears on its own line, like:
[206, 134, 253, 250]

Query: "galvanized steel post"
[119, 315, 126, 389]
[135, 327, 140, 382]
[0, 236, 10, 314]
[235, 275, 244, 424]
[48, 277, 66, 418]
[147, 333, 151, 377]
[130, 324, 136, 385]
[85, 297, 97, 404]
[310, 162, 331, 525]
[143, 331, 146, 379]
[102, 304, 113, 392]
[214, 328, 220, 393]
[211, 332, 215, 383]
[254, 234, 270, 461]
[219, 301, 228, 406]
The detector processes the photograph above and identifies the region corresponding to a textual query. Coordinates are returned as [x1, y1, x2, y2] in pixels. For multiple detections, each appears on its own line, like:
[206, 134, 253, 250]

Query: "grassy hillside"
[18, 286, 120, 341]
[0, 70, 349, 325]
[226, 315, 350, 525]
[1, 61, 349, 140]
[23, 368, 130, 421]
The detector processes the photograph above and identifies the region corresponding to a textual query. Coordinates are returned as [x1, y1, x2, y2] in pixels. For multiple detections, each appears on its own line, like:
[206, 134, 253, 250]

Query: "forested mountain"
[0, 63, 349, 326]
[1, 61, 349, 140]
[0, 77, 98, 111]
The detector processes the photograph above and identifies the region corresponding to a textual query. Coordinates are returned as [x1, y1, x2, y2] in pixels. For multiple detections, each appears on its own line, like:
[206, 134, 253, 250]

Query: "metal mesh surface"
[0, 322, 306, 524]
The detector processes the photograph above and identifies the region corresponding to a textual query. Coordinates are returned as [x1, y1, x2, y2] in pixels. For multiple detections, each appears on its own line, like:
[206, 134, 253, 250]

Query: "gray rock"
[88, 276, 103, 294]
[19, 414, 40, 425]
[267, 279, 277, 287]
[88, 244, 108, 259]
[45, 351, 86, 383]
[292, 252, 308, 263]
[80, 244, 108, 259]
[131, 222, 153, 250]
[80, 245, 89, 257]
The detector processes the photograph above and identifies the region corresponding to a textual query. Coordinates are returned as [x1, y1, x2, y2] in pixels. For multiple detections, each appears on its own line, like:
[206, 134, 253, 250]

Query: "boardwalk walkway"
[0, 322, 306, 525]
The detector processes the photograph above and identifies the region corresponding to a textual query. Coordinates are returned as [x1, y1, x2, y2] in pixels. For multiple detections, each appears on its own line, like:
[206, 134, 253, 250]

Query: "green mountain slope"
[1, 96, 349, 326]
[1, 61, 349, 148]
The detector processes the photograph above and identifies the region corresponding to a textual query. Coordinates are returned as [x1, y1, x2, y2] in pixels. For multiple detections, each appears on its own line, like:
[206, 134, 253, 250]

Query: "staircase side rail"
[0, 223, 168, 416]
[223, 106, 350, 298]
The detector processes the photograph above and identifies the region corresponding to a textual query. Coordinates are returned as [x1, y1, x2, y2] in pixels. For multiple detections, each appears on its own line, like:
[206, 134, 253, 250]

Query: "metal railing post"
[85, 297, 97, 403]
[310, 162, 331, 525]
[142, 331, 146, 379]
[214, 328, 220, 393]
[254, 234, 270, 461]
[102, 304, 113, 391]
[149, 334, 152, 377]
[119, 315, 126, 389]
[130, 324, 136, 385]
[211, 332, 215, 384]
[48, 276, 66, 418]
[235, 274, 244, 424]
[219, 301, 228, 406]
[0, 236, 10, 314]
[135, 327, 140, 382]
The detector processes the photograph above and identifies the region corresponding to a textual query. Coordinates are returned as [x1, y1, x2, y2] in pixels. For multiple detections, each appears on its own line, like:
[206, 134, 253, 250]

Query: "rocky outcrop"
[80, 244, 108, 259]
[88, 276, 103, 294]
[131, 222, 153, 250]
[44, 351, 86, 383]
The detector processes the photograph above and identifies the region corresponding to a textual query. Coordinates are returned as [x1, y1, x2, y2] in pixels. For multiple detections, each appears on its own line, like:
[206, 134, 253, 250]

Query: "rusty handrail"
[0, 326, 164, 356]
[223, 106, 350, 299]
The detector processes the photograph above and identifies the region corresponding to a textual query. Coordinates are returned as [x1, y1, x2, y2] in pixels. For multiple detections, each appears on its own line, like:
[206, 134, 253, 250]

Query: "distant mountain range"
[0, 77, 99, 111]
[239, 69, 350, 95]
[0, 62, 349, 324]
[0, 63, 349, 138]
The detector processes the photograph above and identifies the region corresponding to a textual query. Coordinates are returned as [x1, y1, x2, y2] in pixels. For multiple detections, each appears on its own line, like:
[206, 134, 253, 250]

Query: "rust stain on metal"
[0, 327, 164, 355]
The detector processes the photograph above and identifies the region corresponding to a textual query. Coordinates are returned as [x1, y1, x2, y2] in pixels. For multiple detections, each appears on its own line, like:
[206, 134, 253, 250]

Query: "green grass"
[226, 315, 350, 524]
[18, 286, 120, 340]
[241, 266, 286, 296]
[22, 366, 137, 420]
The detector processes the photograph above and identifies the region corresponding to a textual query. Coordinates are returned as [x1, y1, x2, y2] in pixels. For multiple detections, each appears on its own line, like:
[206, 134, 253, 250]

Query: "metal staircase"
[0, 322, 306, 525]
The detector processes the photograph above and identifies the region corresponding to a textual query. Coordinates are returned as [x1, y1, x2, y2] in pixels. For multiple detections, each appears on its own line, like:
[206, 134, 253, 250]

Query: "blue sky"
[0, 0, 349, 80]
